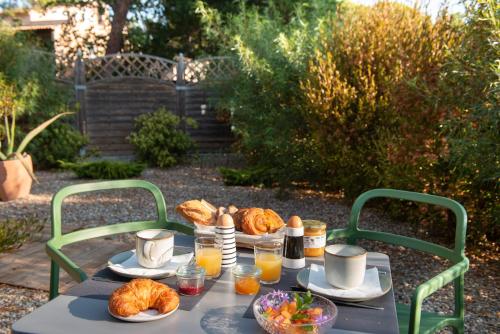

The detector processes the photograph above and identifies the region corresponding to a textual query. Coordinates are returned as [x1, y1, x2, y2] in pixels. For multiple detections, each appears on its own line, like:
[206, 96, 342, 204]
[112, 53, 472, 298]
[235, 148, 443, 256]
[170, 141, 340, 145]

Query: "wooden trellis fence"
[73, 52, 235, 157]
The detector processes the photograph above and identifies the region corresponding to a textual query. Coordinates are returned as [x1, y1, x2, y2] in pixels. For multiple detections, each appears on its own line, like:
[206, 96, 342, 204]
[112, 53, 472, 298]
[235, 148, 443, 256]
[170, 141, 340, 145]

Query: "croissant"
[176, 199, 217, 226]
[109, 278, 180, 317]
[234, 208, 285, 235]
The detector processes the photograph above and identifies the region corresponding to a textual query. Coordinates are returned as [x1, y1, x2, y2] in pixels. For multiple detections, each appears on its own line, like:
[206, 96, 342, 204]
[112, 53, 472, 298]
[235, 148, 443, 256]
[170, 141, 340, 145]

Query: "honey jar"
[303, 220, 327, 257]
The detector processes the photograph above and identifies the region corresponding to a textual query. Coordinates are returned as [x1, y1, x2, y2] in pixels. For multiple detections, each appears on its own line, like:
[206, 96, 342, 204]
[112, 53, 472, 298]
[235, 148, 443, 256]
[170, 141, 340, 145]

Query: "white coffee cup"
[324, 244, 367, 289]
[136, 229, 174, 268]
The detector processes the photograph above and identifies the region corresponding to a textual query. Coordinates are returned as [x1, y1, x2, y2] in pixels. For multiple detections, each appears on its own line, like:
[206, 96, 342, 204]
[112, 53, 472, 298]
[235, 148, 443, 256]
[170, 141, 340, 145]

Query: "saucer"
[108, 246, 193, 279]
[296, 265, 392, 302]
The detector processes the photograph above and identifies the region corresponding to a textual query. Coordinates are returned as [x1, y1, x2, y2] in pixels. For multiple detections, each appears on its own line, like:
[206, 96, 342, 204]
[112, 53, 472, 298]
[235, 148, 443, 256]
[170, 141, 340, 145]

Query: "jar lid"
[303, 220, 326, 229]
[232, 264, 262, 278]
[176, 264, 205, 278]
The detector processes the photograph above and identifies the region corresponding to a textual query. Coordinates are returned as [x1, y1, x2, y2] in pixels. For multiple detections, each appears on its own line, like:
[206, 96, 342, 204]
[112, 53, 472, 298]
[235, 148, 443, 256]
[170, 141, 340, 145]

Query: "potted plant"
[0, 78, 71, 201]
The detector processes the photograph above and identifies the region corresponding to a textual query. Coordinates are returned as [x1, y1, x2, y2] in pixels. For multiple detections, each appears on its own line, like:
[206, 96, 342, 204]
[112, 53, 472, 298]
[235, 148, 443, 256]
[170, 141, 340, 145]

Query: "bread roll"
[176, 199, 217, 226]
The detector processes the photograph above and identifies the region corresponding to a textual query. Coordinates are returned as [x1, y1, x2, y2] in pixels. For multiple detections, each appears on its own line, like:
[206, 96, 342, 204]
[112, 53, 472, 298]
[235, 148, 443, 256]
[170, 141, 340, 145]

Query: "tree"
[106, 0, 133, 54]
[127, 0, 268, 58]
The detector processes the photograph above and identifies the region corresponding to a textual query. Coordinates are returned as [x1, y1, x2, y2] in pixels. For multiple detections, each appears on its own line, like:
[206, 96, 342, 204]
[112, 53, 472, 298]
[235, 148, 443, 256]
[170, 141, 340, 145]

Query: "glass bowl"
[253, 291, 338, 334]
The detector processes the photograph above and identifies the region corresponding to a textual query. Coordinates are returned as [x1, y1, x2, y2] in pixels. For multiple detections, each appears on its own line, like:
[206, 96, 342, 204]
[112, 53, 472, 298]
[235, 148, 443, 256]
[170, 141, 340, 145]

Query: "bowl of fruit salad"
[253, 290, 337, 334]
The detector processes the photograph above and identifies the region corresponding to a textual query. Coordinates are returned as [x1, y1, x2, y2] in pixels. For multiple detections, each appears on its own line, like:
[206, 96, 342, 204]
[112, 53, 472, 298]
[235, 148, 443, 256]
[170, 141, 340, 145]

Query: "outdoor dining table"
[12, 235, 399, 334]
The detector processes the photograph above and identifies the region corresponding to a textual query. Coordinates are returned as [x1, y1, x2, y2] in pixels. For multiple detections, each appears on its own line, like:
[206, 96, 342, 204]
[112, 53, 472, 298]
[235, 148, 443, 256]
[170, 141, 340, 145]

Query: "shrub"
[28, 123, 88, 169]
[219, 166, 278, 187]
[60, 160, 145, 179]
[203, 1, 499, 245]
[0, 27, 86, 169]
[0, 217, 44, 252]
[200, 0, 335, 184]
[128, 108, 197, 168]
[433, 0, 500, 242]
[300, 2, 458, 196]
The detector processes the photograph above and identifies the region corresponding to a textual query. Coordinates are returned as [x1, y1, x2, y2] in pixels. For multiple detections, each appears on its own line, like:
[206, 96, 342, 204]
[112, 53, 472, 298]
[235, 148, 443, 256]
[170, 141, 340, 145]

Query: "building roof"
[14, 19, 67, 30]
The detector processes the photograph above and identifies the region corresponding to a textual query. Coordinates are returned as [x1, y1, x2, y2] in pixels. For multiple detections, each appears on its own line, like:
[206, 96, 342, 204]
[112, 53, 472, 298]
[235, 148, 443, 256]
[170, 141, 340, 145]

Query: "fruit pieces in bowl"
[253, 290, 337, 334]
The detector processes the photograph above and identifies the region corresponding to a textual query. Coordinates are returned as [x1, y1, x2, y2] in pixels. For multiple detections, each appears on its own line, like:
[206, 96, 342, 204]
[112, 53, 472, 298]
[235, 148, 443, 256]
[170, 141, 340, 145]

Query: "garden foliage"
[128, 108, 197, 168]
[0, 27, 86, 168]
[60, 160, 145, 179]
[200, 0, 499, 244]
[0, 217, 44, 252]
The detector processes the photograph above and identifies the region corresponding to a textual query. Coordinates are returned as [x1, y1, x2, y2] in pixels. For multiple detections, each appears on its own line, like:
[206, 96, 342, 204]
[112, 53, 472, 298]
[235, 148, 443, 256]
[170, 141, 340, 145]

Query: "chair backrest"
[333, 189, 467, 264]
[50, 180, 169, 249]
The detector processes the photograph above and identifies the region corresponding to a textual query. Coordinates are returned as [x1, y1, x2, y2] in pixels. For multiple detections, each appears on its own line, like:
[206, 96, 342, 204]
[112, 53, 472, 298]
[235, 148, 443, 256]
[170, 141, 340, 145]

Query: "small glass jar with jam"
[176, 264, 205, 296]
[303, 220, 327, 257]
[232, 264, 262, 295]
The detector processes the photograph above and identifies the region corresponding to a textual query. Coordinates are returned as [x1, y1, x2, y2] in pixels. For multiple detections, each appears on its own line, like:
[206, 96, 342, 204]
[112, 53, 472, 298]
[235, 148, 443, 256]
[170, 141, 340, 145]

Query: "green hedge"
[60, 160, 145, 179]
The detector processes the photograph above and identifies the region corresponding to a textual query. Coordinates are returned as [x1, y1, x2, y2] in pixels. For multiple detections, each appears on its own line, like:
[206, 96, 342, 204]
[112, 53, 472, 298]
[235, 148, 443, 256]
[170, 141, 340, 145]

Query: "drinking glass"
[254, 240, 283, 284]
[195, 237, 223, 279]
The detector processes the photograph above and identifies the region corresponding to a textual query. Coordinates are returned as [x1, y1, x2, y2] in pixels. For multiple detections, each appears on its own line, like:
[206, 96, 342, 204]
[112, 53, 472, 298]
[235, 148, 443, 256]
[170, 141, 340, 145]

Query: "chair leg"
[453, 275, 465, 334]
[49, 260, 60, 300]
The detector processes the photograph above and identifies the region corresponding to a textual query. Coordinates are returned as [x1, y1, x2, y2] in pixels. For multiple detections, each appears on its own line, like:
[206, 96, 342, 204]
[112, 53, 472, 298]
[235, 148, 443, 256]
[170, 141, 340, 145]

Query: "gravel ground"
[0, 165, 498, 333]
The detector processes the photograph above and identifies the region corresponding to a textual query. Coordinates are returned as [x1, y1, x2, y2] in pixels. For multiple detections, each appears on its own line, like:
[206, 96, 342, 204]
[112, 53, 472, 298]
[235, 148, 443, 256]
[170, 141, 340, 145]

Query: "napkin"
[307, 264, 382, 299]
[110, 250, 193, 276]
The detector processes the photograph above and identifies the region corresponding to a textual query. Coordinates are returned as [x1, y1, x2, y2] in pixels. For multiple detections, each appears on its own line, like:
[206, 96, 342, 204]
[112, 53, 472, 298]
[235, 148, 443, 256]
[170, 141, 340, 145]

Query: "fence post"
[176, 53, 186, 132]
[74, 50, 87, 135]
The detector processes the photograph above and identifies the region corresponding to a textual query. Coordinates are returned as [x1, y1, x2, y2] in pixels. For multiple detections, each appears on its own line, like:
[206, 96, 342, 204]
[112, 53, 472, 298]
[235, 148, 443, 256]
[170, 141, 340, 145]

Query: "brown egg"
[287, 215, 303, 228]
[216, 206, 226, 218]
[227, 205, 238, 215]
[217, 213, 235, 227]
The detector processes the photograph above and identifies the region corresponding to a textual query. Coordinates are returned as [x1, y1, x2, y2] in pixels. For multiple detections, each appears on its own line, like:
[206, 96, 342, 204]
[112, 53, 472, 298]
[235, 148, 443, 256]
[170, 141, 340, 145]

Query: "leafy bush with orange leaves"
[301, 2, 459, 196]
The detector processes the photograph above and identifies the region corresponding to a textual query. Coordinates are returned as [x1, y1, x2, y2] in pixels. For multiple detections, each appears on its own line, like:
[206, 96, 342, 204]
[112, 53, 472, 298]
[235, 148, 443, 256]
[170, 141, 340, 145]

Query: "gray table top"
[12, 235, 399, 334]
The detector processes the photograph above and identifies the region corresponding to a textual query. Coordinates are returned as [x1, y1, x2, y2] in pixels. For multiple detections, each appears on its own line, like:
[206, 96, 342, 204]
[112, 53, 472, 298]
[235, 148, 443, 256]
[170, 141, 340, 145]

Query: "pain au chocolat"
[233, 208, 285, 235]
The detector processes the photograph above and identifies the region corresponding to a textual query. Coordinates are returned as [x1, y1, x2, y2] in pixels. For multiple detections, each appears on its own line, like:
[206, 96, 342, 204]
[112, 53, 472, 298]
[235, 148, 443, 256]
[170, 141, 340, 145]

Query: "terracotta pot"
[0, 154, 33, 201]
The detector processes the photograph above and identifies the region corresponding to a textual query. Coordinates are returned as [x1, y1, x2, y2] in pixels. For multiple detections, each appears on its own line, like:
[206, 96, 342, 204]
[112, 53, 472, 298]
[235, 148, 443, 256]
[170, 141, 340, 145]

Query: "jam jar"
[232, 264, 262, 295]
[176, 264, 205, 296]
[303, 220, 327, 257]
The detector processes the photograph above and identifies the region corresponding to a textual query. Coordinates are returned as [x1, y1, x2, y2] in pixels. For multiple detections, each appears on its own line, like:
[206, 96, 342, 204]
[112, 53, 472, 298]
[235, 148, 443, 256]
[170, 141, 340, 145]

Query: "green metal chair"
[46, 180, 194, 300]
[328, 189, 469, 334]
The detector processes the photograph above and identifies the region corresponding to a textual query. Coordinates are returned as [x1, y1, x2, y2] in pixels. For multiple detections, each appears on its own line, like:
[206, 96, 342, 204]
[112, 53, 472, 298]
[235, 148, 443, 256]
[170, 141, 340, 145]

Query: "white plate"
[108, 303, 179, 322]
[108, 246, 193, 279]
[296, 266, 392, 302]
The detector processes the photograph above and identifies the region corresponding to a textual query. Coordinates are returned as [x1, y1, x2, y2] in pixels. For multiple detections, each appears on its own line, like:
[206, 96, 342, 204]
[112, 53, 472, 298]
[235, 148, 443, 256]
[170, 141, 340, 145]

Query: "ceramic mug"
[324, 244, 367, 289]
[136, 229, 174, 268]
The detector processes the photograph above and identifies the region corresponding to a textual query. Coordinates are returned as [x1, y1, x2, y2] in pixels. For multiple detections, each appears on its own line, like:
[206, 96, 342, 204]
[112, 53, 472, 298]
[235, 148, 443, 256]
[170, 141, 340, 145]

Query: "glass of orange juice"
[195, 237, 223, 279]
[254, 240, 283, 284]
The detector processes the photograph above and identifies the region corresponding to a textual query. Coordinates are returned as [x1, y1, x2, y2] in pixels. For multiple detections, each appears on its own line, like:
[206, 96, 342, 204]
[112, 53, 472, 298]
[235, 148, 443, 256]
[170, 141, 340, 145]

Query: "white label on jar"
[304, 235, 326, 249]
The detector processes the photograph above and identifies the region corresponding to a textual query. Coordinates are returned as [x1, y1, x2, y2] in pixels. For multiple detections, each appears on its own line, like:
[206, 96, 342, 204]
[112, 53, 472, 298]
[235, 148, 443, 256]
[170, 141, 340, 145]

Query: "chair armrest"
[327, 228, 351, 241]
[408, 258, 469, 332]
[413, 259, 469, 301]
[46, 240, 88, 283]
[166, 221, 194, 236]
